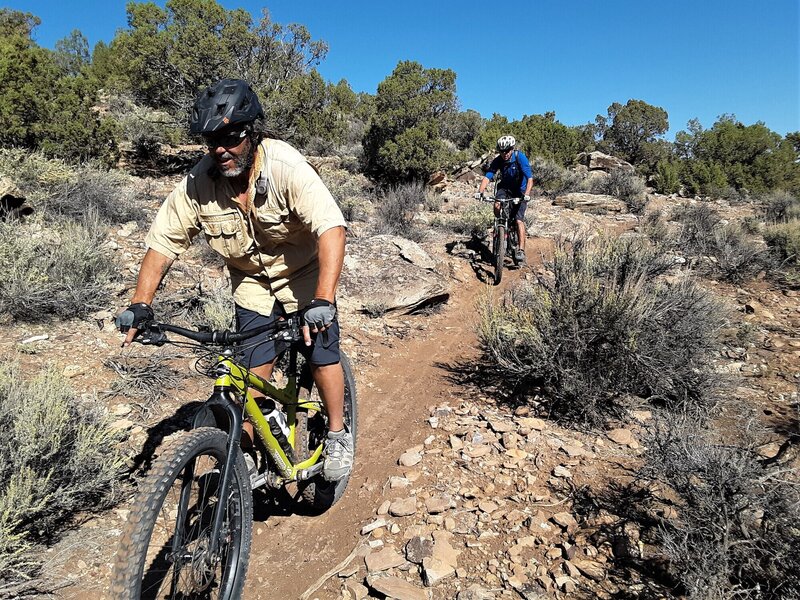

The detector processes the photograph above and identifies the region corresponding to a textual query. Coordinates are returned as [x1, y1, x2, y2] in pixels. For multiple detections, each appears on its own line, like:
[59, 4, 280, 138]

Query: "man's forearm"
[315, 226, 345, 302]
[479, 177, 490, 193]
[131, 249, 174, 305]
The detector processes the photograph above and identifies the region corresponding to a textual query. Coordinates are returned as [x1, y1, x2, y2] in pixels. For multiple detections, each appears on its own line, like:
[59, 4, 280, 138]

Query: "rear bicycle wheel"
[493, 225, 506, 285]
[508, 225, 519, 265]
[112, 428, 252, 600]
[294, 351, 357, 514]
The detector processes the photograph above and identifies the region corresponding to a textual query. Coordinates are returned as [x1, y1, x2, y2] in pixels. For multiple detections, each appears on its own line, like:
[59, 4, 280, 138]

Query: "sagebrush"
[374, 181, 427, 241]
[477, 234, 726, 424]
[0, 362, 123, 585]
[640, 415, 800, 599]
[591, 167, 647, 213]
[670, 203, 771, 282]
[0, 149, 145, 225]
[0, 216, 119, 322]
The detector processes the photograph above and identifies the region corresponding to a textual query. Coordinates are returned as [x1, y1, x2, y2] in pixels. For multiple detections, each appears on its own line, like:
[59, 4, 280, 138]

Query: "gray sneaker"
[243, 452, 258, 488]
[323, 429, 354, 481]
[515, 249, 526, 264]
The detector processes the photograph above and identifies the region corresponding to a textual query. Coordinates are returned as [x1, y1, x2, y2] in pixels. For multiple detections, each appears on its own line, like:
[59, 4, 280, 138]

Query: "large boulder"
[576, 151, 634, 173]
[340, 234, 449, 315]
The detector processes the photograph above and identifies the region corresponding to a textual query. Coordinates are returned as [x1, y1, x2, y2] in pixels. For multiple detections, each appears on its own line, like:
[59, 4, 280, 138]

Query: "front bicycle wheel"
[112, 428, 252, 600]
[294, 351, 358, 514]
[493, 225, 506, 285]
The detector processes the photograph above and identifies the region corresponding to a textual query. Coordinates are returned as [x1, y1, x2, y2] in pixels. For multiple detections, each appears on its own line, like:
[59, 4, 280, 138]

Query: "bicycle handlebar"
[477, 194, 520, 205]
[133, 317, 303, 347]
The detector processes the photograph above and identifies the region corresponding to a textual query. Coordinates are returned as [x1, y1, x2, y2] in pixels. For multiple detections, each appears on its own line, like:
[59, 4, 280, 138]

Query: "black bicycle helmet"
[189, 79, 264, 135]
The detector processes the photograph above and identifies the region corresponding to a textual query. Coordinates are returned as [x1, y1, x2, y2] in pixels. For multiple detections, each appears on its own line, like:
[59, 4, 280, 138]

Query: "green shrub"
[763, 221, 800, 268]
[530, 156, 584, 197]
[374, 181, 426, 241]
[592, 168, 647, 213]
[362, 61, 458, 184]
[477, 235, 725, 425]
[0, 216, 119, 322]
[0, 149, 75, 191]
[318, 164, 373, 222]
[108, 95, 187, 160]
[0, 362, 123, 583]
[450, 202, 494, 238]
[653, 160, 681, 194]
[760, 190, 800, 224]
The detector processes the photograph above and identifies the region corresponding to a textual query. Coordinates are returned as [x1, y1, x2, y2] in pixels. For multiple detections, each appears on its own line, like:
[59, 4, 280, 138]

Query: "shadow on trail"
[128, 401, 202, 477]
[435, 357, 540, 413]
[127, 402, 328, 521]
[568, 484, 682, 599]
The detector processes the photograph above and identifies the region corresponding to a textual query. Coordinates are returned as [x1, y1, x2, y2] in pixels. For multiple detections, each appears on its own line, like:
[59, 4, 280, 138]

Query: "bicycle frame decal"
[213, 356, 325, 481]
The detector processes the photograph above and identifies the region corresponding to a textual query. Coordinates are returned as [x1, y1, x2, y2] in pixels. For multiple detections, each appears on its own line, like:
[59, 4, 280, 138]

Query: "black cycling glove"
[303, 298, 336, 331]
[116, 302, 154, 332]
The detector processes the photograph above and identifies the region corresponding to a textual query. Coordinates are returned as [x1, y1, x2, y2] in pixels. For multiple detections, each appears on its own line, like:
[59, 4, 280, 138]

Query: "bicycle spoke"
[137, 452, 237, 599]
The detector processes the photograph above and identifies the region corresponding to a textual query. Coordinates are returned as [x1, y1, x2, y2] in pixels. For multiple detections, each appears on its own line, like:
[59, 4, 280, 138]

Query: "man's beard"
[218, 138, 255, 178]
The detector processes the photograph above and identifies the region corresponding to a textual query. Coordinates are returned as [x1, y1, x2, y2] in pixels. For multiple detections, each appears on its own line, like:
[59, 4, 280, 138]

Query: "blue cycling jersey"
[485, 150, 532, 197]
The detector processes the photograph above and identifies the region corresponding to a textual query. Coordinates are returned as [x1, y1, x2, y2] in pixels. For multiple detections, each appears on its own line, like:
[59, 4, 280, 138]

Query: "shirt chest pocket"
[199, 212, 248, 258]
[255, 208, 297, 244]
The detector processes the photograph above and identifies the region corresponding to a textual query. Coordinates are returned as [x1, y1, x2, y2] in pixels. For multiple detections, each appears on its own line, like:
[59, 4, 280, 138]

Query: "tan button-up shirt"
[145, 139, 346, 315]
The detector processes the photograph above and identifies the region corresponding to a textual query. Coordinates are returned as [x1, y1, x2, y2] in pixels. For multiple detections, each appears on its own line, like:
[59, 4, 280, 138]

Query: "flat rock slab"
[340, 234, 449, 315]
[389, 497, 418, 517]
[367, 574, 431, 600]
[365, 547, 406, 572]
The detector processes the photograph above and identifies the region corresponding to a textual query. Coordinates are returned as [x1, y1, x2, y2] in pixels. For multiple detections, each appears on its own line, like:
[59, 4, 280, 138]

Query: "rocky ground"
[5, 167, 798, 599]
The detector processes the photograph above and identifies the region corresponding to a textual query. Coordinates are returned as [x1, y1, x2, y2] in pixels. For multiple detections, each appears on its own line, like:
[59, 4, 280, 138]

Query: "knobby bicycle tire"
[294, 351, 358, 514]
[493, 225, 506, 285]
[508, 225, 519, 266]
[112, 428, 253, 600]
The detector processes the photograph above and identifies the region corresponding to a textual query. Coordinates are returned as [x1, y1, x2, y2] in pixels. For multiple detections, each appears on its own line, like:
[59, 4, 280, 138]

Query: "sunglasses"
[203, 128, 247, 149]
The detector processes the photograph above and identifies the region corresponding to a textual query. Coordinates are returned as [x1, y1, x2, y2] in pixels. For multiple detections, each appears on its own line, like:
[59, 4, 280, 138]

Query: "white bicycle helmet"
[496, 135, 516, 152]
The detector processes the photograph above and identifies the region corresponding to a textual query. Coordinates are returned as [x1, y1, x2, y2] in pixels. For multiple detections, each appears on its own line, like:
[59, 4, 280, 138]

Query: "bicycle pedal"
[297, 463, 324, 481]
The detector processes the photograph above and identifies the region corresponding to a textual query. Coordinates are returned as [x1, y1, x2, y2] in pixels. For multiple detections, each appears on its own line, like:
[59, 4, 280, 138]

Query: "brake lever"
[139, 330, 168, 346]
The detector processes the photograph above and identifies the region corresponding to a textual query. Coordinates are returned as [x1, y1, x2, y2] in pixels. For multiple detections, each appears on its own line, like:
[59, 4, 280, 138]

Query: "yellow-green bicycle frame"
[214, 355, 323, 482]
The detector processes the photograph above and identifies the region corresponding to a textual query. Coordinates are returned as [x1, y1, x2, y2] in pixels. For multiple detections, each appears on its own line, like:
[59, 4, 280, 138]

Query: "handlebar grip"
[138, 330, 168, 346]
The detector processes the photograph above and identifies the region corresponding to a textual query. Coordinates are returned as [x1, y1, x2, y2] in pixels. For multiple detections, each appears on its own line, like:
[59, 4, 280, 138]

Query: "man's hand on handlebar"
[116, 302, 154, 347]
[302, 298, 336, 346]
[474, 191, 488, 201]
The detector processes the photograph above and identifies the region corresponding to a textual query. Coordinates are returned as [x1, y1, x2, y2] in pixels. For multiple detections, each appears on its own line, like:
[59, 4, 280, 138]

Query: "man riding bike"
[477, 135, 534, 264]
[117, 78, 353, 482]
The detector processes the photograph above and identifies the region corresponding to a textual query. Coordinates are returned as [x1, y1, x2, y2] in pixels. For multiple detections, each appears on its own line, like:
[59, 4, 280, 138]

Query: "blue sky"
[8, 0, 800, 139]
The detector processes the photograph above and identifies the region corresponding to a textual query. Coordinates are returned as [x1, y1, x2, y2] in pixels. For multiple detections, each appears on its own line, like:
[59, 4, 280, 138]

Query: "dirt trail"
[243, 262, 501, 599]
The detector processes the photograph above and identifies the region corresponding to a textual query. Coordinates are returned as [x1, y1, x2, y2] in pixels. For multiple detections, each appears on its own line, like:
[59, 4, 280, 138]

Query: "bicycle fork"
[174, 391, 245, 564]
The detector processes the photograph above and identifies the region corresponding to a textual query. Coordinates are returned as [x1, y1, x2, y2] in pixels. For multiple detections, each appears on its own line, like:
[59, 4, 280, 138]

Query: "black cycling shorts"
[234, 302, 341, 368]
[496, 188, 527, 222]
